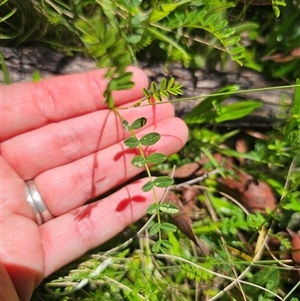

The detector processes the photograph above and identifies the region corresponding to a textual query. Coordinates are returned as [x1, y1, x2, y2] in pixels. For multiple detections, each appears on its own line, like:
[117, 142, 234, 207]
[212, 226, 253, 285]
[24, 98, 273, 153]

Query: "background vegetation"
[1, 0, 300, 300]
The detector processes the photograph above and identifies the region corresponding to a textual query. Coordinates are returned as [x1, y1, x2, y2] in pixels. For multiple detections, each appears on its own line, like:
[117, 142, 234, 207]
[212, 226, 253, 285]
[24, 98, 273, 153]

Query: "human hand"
[0, 67, 188, 301]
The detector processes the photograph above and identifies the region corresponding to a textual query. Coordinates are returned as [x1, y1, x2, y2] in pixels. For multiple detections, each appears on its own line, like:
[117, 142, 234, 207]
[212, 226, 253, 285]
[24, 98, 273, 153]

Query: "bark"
[0, 45, 293, 127]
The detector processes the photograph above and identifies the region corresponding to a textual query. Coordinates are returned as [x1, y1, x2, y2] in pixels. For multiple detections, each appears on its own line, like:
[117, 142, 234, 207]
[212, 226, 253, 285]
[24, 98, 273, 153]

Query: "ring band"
[25, 180, 53, 225]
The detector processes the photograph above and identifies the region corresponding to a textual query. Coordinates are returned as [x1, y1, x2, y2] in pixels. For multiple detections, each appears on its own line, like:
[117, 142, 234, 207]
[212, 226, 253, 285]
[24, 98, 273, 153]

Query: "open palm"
[0, 67, 188, 301]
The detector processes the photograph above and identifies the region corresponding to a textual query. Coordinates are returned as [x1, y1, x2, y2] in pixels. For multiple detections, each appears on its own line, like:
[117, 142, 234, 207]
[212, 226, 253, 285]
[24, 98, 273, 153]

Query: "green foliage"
[0, 0, 248, 69]
[167, 7, 245, 65]
[0, 49, 9, 84]
[272, 0, 286, 17]
[182, 261, 214, 281]
[214, 100, 262, 123]
[143, 77, 183, 103]
[2, 0, 300, 300]
[251, 81, 300, 180]
[0, 0, 17, 40]
[120, 111, 179, 253]
[2, 0, 300, 78]
[243, 266, 280, 299]
[184, 85, 262, 125]
[184, 85, 240, 124]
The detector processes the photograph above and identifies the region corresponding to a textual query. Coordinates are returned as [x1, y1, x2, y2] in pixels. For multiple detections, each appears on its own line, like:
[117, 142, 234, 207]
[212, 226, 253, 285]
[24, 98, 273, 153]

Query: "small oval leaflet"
[131, 117, 147, 130]
[128, 34, 142, 44]
[167, 77, 175, 89]
[149, 223, 161, 235]
[140, 132, 160, 146]
[150, 81, 158, 93]
[152, 241, 161, 253]
[147, 203, 160, 214]
[124, 137, 139, 148]
[146, 153, 167, 164]
[122, 120, 131, 131]
[161, 222, 177, 232]
[142, 180, 154, 192]
[159, 203, 179, 214]
[131, 155, 145, 168]
[160, 77, 167, 90]
[153, 176, 174, 188]
[161, 239, 173, 249]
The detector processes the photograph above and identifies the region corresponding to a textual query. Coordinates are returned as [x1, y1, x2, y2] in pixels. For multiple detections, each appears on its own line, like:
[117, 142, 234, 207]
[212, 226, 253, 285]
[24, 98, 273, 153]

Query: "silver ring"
[25, 180, 53, 225]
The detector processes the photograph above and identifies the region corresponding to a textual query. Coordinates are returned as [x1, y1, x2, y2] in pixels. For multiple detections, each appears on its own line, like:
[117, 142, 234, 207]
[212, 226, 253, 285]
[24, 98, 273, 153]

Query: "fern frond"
[143, 77, 183, 103]
[134, 35, 152, 52]
[169, 8, 245, 65]
[182, 261, 214, 281]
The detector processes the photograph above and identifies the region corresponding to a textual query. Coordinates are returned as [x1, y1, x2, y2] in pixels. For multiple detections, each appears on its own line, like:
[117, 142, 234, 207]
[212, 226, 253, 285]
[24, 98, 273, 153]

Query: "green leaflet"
[131, 117, 147, 130]
[159, 203, 179, 214]
[146, 153, 167, 165]
[292, 78, 300, 116]
[153, 176, 174, 188]
[184, 85, 240, 124]
[215, 101, 262, 123]
[150, 0, 190, 23]
[140, 132, 160, 146]
[131, 155, 146, 168]
[124, 137, 139, 148]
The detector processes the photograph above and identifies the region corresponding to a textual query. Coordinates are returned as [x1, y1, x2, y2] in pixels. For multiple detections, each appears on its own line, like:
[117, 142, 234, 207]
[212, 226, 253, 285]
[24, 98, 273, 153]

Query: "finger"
[2, 102, 174, 180]
[35, 117, 188, 216]
[0, 262, 20, 301]
[1, 67, 148, 141]
[41, 177, 165, 277]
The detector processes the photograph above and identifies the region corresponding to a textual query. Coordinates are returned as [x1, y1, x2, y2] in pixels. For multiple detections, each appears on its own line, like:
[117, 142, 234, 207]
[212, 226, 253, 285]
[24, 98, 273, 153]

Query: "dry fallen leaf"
[287, 228, 300, 276]
[197, 153, 223, 166]
[166, 191, 210, 255]
[235, 138, 248, 165]
[244, 129, 268, 140]
[173, 162, 200, 178]
[261, 47, 300, 63]
[218, 170, 277, 213]
[181, 186, 200, 214]
[291, 46, 300, 57]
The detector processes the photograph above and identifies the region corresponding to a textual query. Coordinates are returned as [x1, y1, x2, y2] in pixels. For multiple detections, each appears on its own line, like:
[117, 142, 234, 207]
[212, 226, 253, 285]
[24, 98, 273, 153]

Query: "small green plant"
[111, 77, 183, 253]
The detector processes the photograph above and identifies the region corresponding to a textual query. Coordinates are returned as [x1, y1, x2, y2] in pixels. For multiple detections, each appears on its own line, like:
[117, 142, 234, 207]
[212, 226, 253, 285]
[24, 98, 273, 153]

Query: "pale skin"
[0, 67, 188, 301]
